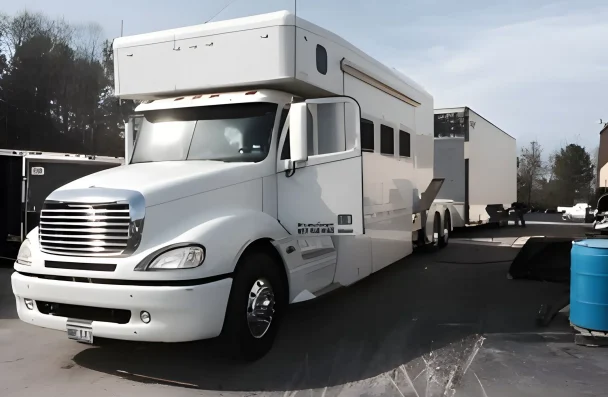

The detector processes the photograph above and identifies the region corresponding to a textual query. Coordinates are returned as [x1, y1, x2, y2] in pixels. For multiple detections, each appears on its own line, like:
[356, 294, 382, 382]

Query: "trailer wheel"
[430, 212, 441, 251]
[222, 249, 287, 361]
[439, 211, 450, 248]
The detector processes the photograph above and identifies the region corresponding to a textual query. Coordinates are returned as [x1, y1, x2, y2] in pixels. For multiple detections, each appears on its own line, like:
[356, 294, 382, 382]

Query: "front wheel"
[221, 249, 287, 361]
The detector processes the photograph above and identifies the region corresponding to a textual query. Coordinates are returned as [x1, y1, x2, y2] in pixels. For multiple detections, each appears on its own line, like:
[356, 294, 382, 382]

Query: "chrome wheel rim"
[444, 218, 450, 242]
[247, 278, 275, 339]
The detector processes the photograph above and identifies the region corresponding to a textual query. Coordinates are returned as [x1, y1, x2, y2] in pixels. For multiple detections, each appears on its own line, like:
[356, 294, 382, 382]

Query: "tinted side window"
[380, 124, 394, 155]
[279, 108, 290, 160]
[316, 45, 328, 75]
[399, 130, 411, 157]
[361, 119, 374, 152]
[279, 108, 313, 160]
[306, 108, 314, 156]
[277, 108, 289, 147]
[281, 131, 291, 160]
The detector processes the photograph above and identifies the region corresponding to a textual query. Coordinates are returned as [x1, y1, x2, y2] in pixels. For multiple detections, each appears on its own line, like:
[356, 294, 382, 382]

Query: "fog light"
[140, 311, 151, 324]
[24, 298, 34, 310]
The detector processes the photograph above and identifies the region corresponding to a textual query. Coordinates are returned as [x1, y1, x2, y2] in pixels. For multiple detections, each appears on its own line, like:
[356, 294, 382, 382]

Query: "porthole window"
[316, 44, 328, 75]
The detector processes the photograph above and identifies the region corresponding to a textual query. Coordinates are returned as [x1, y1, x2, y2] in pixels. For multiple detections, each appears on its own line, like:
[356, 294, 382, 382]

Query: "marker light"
[24, 298, 34, 310]
[140, 311, 151, 324]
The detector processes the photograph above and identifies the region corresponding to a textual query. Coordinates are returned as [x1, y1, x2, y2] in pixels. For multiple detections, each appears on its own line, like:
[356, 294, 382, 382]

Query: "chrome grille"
[39, 202, 131, 257]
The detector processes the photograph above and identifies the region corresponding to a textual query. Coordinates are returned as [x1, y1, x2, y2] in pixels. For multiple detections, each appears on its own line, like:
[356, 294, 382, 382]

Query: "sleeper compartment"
[115, 25, 296, 98]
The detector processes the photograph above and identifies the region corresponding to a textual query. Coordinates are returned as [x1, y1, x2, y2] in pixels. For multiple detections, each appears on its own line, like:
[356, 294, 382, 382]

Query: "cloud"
[404, 10, 608, 96]
[393, 7, 608, 151]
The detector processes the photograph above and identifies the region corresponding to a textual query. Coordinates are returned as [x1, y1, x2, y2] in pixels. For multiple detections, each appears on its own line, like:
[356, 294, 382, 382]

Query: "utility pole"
[528, 141, 536, 208]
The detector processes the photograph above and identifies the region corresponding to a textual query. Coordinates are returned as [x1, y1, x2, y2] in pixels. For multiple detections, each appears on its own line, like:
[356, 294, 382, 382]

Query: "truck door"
[276, 97, 364, 237]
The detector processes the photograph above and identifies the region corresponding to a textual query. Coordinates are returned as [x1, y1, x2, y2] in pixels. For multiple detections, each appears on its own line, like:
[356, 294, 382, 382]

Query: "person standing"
[510, 202, 527, 227]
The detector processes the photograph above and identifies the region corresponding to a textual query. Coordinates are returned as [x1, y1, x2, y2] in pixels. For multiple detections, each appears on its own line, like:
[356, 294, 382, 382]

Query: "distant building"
[598, 124, 608, 190]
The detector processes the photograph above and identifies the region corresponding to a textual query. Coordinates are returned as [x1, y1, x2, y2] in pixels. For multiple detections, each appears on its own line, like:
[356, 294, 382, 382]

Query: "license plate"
[66, 320, 93, 344]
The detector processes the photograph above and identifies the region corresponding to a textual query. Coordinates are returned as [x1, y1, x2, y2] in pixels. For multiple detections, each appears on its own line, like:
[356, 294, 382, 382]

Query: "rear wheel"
[221, 249, 287, 361]
[429, 212, 441, 251]
[439, 211, 450, 248]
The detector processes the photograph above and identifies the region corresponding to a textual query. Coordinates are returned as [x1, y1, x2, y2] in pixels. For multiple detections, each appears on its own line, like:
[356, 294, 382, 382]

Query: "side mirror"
[289, 103, 309, 163]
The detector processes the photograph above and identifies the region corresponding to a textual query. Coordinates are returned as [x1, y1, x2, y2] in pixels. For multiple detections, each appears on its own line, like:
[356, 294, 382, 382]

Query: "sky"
[2, 0, 607, 155]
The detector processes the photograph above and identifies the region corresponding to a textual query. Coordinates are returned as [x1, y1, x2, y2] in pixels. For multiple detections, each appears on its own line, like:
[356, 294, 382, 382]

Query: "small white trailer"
[12, 11, 451, 360]
[433, 107, 517, 227]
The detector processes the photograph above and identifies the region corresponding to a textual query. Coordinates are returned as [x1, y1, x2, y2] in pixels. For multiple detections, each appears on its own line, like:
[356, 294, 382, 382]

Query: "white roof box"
[113, 11, 430, 104]
[114, 12, 295, 99]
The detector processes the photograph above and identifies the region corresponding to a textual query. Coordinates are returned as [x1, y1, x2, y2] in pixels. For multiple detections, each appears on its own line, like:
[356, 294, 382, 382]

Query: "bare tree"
[46, 17, 75, 50]
[590, 145, 599, 189]
[0, 10, 46, 59]
[73, 22, 103, 61]
[0, 10, 126, 156]
[517, 141, 545, 207]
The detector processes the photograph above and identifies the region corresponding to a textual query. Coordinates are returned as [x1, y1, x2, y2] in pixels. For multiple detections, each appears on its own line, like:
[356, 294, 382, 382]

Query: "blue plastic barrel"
[571, 239, 608, 331]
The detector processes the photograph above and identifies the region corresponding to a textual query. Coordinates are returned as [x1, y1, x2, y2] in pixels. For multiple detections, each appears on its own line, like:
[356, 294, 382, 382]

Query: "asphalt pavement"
[525, 212, 587, 224]
[1, 220, 607, 397]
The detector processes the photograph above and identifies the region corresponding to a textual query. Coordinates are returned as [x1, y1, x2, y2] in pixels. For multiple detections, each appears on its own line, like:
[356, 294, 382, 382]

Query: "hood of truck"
[57, 161, 250, 207]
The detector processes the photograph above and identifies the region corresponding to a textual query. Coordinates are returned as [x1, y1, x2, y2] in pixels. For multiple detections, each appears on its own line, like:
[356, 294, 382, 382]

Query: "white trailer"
[11, 11, 450, 360]
[433, 107, 516, 227]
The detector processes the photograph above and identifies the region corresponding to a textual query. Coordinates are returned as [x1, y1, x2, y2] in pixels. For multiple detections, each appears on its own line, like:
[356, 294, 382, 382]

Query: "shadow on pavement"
[0, 268, 17, 319]
[72, 242, 567, 393]
[451, 222, 591, 240]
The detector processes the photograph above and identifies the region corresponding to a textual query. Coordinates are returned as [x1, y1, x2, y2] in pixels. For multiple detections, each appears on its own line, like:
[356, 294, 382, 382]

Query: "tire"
[428, 213, 441, 252]
[439, 211, 450, 248]
[221, 249, 287, 361]
[416, 213, 427, 248]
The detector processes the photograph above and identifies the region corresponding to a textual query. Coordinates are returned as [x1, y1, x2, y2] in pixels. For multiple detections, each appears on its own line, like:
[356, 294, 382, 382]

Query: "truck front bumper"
[11, 271, 232, 342]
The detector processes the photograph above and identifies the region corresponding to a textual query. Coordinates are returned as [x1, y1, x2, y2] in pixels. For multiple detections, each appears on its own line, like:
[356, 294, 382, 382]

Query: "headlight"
[138, 245, 205, 271]
[17, 239, 32, 265]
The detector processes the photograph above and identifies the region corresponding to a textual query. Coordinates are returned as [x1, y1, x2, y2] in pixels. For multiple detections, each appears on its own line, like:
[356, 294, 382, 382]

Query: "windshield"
[131, 102, 278, 164]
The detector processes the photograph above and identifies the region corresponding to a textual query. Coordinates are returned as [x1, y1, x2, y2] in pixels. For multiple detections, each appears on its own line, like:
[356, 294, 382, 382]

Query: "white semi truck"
[433, 107, 517, 227]
[11, 11, 453, 360]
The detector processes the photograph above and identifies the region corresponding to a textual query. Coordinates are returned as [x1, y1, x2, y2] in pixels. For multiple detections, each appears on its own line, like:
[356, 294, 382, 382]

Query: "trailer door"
[0, 154, 22, 247]
[276, 97, 364, 236]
